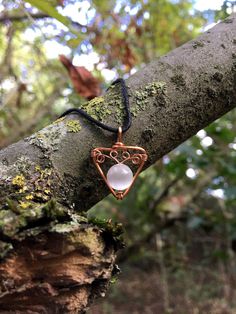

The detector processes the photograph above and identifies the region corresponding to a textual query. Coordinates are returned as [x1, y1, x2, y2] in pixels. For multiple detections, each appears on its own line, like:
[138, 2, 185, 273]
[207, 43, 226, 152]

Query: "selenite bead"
[107, 163, 133, 190]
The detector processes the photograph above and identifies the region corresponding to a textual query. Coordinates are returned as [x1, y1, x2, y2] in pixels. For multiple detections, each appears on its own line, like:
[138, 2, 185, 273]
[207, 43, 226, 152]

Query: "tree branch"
[0, 12, 50, 23]
[0, 14, 236, 312]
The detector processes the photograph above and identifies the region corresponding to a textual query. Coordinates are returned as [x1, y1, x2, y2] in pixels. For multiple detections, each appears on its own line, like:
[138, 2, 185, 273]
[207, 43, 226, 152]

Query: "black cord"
[59, 78, 131, 133]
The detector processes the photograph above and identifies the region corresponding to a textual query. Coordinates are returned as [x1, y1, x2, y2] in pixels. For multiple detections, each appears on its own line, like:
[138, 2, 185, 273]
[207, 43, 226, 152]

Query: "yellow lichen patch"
[36, 132, 46, 139]
[25, 194, 34, 200]
[145, 81, 167, 95]
[19, 201, 32, 209]
[88, 96, 104, 107]
[41, 168, 52, 179]
[35, 165, 41, 172]
[132, 81, 167, 116]
[12, 175, 25, 187]
[35, 192, 50, 201]
[66, 120, 81, 133]
[53, 116, 65, 124]
[19, 186, 28, 193]
[31, 167, 54, 202]
[81, 96, 106, 119]
[11, 166, 55, 208]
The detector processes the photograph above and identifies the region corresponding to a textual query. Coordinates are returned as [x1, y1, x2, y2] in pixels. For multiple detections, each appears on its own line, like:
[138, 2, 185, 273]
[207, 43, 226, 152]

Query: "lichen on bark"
[66, 120, 82, 132]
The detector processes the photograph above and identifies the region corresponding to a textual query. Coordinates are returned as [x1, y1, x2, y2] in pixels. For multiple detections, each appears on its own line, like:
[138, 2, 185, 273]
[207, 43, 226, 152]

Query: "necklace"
[60, 79, 148, 200]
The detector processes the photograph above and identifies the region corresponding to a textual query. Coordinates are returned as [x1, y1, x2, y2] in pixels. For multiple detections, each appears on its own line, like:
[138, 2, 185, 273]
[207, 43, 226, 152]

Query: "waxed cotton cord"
[59, 78, 132, 133]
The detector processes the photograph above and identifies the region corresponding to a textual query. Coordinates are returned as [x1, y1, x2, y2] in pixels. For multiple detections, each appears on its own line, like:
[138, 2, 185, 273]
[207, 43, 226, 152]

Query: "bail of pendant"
[116, 126, 123, 145]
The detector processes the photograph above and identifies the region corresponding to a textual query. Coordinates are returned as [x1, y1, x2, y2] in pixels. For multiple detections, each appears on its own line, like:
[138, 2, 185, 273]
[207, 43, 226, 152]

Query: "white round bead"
[107, 164, 133, 191]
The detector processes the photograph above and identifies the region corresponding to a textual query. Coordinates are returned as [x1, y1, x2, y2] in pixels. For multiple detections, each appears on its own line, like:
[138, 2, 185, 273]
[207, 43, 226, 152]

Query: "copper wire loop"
[91, 127, 148, 200]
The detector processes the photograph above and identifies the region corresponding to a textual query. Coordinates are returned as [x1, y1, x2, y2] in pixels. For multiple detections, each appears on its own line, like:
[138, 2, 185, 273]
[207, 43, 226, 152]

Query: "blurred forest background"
[0, 0, 236, 313]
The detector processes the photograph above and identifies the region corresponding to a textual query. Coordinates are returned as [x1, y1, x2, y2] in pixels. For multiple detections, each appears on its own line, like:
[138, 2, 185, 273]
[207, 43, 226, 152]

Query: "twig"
[0, 12, 49, 23]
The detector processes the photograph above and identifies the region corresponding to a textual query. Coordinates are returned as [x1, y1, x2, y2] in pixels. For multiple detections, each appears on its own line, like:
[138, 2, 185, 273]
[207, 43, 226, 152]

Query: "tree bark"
[0, 14, 236, 313]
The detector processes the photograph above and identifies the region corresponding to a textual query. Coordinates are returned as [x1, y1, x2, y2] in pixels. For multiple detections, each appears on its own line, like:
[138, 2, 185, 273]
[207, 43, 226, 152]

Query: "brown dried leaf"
[59, 55, 101, 100]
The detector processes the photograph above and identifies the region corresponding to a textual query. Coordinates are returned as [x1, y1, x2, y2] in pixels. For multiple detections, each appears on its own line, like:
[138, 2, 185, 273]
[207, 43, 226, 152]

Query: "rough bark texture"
[0, 220, 122, 313]
[0, 14, 236, 313]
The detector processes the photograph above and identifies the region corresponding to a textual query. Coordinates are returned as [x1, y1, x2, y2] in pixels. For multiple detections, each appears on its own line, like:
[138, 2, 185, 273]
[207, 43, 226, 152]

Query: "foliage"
[25, 0, 74, 31]
[215, 0, 236, 20]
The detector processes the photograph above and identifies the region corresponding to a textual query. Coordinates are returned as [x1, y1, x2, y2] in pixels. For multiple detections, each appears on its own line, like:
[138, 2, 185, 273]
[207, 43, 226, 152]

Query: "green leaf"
[67, 37, 84, 48]
[25, 0, 78, 36]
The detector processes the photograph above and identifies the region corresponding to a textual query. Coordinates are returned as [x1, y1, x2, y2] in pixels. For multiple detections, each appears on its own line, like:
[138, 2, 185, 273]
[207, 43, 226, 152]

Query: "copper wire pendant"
[91, 127, 148, 200]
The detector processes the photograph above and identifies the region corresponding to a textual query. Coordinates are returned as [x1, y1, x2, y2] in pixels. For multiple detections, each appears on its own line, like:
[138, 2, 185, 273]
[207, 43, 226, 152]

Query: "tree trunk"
[0, 14, 236, 313]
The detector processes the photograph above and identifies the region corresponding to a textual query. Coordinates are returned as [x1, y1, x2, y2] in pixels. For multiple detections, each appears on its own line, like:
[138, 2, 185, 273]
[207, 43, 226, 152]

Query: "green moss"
[0, 199, 124, 259]
[44, 199, 68, 219]
[0, 209, 20, 237]
[0, 241, 13, 259]
[5, 199, 20, 214]
[52, 215, 124, 251]
[0, 199, 69, 239]
[66, 120, 81, 133]
[50, 219, 123, 257]
[110, 277, 118, 284]
[88, 217, 124, 248]
[51, 213, 87, 234]
[19, 200, 32, 209]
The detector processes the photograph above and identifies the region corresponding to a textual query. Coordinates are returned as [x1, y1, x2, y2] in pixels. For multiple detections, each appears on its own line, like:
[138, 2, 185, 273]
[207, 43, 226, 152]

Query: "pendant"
[91, 127, 148, 200]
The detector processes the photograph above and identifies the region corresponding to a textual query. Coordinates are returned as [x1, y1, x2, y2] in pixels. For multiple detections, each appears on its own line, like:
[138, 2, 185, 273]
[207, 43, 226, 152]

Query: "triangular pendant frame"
[91, 128, 148, 200]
